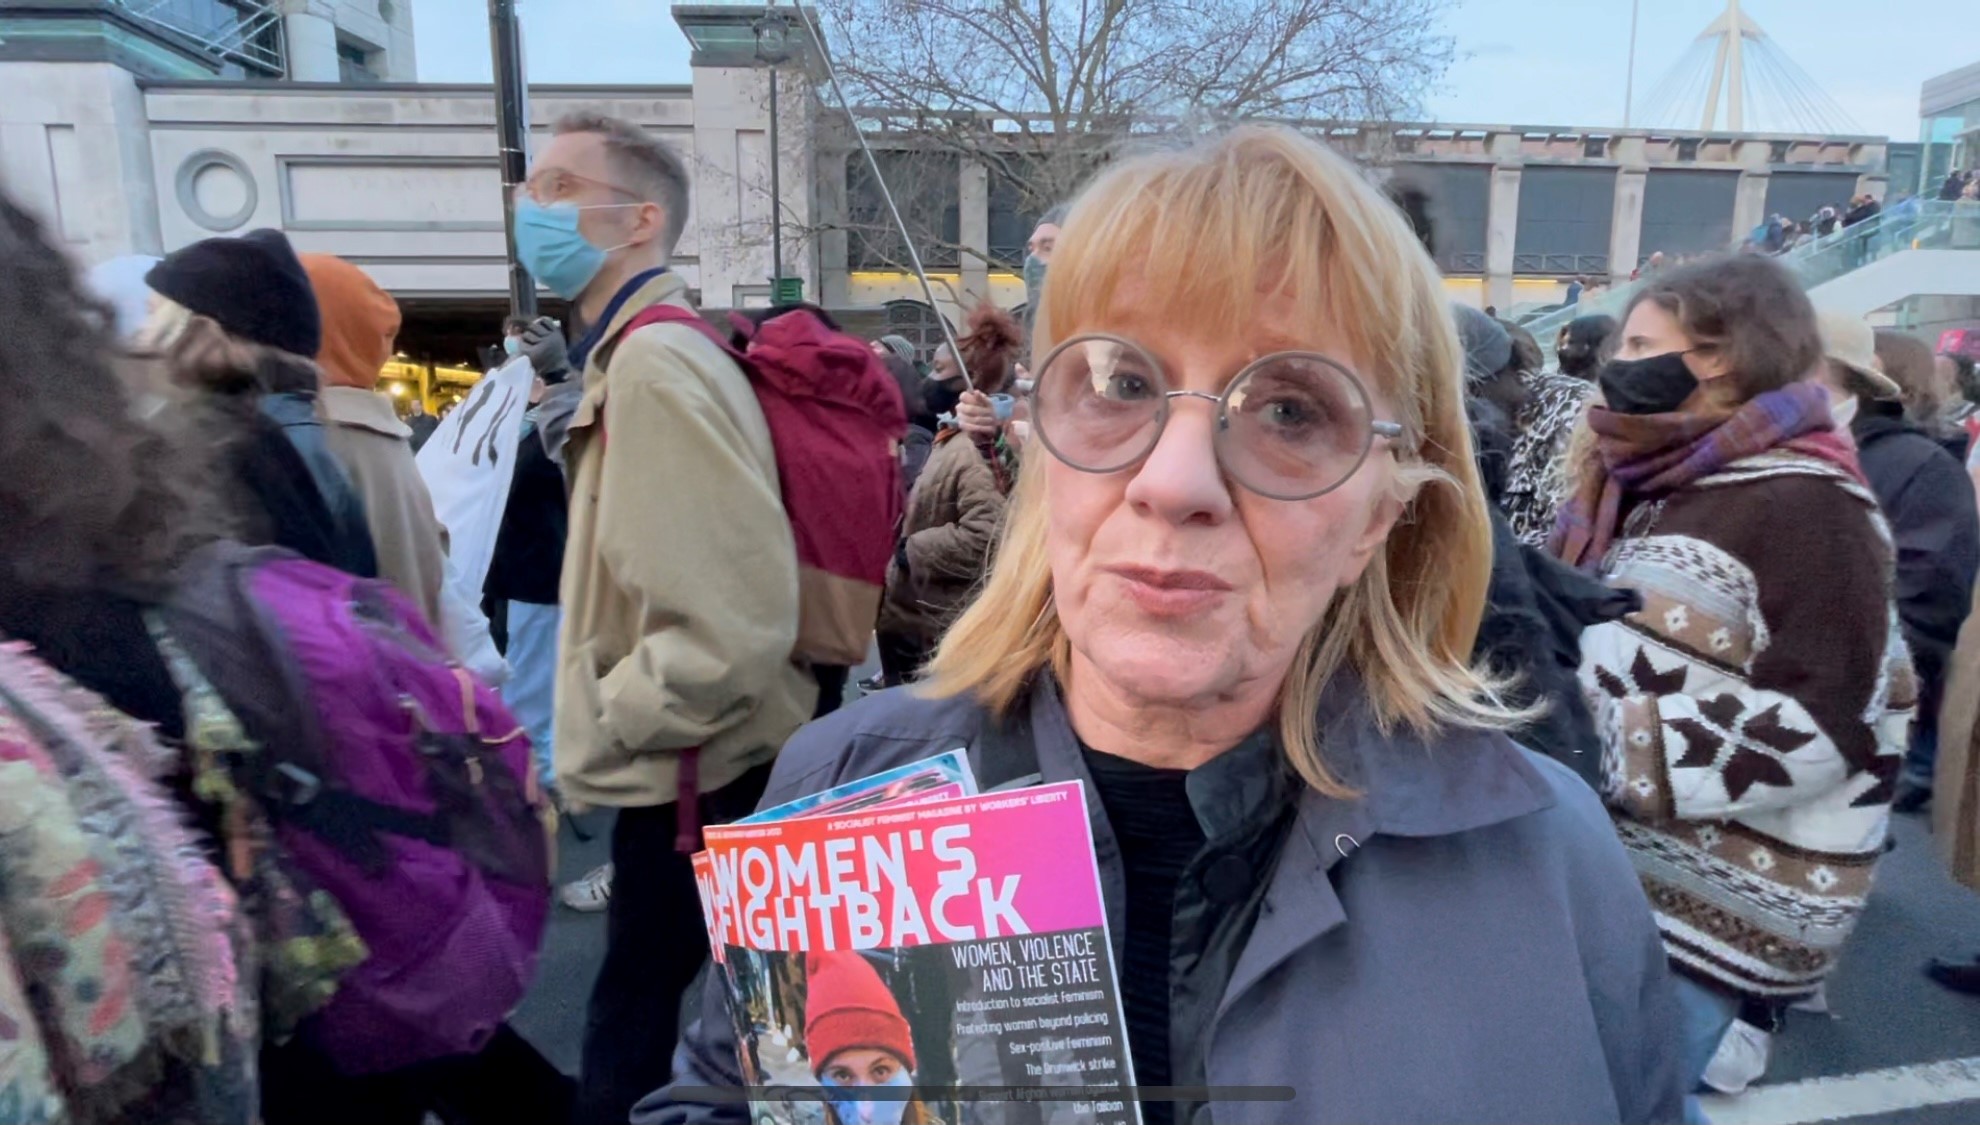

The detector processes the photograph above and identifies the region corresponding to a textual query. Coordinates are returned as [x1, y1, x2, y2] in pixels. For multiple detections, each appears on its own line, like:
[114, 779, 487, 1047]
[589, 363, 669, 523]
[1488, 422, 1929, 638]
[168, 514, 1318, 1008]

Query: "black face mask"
[1598, 351, 1699, 415]
[923, 379, 964, 420]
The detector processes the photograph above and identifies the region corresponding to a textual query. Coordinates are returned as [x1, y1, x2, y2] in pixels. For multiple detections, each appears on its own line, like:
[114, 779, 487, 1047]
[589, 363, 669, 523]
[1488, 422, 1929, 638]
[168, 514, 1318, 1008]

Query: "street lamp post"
[1623, 0, 1641, 128]
[488, 0, 536, 318]
[754, 11, 794, 304]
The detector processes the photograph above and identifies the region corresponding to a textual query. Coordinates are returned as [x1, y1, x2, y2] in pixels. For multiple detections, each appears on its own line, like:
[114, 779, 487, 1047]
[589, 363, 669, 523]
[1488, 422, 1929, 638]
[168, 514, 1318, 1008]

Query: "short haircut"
[1624, 255, 1821, 402]
[554, 111, 691, 255]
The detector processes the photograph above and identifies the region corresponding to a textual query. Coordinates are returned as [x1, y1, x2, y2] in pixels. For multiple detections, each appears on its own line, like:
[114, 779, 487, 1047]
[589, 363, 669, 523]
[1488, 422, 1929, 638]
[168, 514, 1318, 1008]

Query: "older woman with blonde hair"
[643, 126, 1682, 1125]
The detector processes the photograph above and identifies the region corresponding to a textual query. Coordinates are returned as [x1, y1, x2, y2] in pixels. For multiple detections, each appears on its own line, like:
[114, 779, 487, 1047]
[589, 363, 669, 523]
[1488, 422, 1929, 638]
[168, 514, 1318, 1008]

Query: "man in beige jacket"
[519, 111, 814, 1125]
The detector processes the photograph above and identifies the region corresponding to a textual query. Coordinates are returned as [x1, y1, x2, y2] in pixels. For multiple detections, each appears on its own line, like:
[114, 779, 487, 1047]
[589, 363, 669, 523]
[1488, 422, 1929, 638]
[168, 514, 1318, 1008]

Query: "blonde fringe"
[920, 126, 1529, 795]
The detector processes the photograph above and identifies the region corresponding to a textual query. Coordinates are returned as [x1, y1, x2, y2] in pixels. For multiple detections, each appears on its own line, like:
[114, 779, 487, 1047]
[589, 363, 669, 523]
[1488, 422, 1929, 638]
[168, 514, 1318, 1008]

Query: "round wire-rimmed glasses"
[1027, 333, 1413, 501]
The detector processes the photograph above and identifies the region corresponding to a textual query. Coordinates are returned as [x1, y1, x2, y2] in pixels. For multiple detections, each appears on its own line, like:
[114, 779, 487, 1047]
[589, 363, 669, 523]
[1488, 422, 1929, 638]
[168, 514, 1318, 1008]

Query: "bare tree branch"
[808, 0, 1453, 279]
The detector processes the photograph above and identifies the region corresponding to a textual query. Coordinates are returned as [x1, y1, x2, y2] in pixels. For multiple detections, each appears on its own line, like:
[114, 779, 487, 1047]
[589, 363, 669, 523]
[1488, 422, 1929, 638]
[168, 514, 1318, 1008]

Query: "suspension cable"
[783, 1, 974, 388]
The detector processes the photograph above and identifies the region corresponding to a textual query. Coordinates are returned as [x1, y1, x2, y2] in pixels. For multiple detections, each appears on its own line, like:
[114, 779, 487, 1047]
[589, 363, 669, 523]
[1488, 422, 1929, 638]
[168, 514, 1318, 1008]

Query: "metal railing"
[1520, 200, 1980, 362]
[111, 0, 286, 76]
[1512, 252, 1610, 276]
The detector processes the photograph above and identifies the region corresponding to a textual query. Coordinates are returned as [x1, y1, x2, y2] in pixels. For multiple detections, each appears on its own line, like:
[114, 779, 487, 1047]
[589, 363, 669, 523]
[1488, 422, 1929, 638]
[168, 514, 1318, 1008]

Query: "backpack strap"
[593, 305, 752, 454]
[614, 305, 750, 370]
[602, 304, 732, 851]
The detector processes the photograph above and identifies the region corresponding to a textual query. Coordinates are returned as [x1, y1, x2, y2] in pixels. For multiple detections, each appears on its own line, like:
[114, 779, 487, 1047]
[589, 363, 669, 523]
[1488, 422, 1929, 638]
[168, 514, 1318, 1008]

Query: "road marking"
[1699, 1056, 1980, 1124]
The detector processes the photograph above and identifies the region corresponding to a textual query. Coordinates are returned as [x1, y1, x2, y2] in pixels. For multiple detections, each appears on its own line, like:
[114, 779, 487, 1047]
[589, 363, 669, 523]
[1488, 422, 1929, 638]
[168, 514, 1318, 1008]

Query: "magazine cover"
[739, 751, 977, 825]
[695, 782, 1140, 1125]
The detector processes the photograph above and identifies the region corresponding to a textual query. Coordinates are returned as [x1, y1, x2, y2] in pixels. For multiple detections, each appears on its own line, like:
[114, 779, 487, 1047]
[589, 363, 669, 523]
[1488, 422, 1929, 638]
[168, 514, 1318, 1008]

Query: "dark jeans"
[1908, 719, 1941, 789]
[814, 664, 850, 718]
[574, 766, 773, 1125]
[877, 629, 932, 687]
[262, 1024, 572, 1125]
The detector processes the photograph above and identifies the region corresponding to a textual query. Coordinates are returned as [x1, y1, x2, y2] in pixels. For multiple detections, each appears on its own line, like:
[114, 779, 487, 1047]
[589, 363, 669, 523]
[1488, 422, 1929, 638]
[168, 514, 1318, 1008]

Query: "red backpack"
[612, 304, 907, 667]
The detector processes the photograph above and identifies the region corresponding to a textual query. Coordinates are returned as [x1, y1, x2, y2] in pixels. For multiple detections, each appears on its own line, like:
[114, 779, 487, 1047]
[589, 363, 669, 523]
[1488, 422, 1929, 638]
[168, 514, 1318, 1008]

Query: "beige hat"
[1815, 308, 1903, 401]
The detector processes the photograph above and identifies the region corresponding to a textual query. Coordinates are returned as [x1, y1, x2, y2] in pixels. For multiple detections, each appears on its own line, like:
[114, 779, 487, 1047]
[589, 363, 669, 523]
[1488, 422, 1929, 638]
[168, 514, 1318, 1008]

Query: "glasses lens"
[518, 169, 575, 204]
[1033, 336, 1165, 473]
[1222, 355, 1376, 499]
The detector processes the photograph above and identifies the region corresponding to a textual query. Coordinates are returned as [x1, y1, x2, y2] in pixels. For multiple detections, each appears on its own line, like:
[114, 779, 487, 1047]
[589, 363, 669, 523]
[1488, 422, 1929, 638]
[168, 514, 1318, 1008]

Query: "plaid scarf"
[1550, 380, 1866, 570]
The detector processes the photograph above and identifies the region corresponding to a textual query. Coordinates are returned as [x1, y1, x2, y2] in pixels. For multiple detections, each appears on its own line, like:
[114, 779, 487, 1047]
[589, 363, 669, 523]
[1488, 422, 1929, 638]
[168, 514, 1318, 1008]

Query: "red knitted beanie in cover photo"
[804, 950, 917, 1075]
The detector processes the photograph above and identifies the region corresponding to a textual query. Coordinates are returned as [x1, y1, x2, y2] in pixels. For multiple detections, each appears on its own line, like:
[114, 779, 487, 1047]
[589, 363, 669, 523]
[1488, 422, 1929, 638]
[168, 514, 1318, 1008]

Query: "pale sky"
[412, 0, 1967, 141]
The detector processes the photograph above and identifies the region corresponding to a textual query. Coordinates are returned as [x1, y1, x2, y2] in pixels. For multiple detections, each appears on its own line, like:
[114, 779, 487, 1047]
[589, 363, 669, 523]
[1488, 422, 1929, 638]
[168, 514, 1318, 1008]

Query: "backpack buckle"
[272, 762, 323, 807]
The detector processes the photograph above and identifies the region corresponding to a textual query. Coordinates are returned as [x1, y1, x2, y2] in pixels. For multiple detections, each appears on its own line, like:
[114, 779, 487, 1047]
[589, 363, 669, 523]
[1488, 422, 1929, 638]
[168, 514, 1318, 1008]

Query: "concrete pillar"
[1608, 169, 1646, 283]
[0, 61, 161, 263]
[1730, 139, 1771, 250]
[817, 138, 852, 308]
[1857, 142, 1890, 201]
[1607, 137, 1648, 282]
[959, 158, 990, 304]
[284, 12, 340, 82]
[692, 67, 774, 306]
[1486, 160, 1522, 314]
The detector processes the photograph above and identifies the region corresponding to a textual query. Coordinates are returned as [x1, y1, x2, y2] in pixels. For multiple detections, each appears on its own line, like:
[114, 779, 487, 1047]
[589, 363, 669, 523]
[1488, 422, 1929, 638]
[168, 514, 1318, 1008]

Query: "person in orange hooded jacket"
[302, 253, 448, 624]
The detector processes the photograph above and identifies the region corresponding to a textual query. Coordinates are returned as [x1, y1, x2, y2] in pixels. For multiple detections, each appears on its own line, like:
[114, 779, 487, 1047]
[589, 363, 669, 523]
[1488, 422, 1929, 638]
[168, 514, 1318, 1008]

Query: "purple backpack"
[161, 544, 549, 1074]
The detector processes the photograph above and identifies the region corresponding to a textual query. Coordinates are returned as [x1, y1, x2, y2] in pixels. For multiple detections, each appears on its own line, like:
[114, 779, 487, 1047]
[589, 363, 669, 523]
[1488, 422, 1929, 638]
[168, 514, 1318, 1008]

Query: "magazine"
[694, 781, 1140, 1125]
[739, 751, 977, 825]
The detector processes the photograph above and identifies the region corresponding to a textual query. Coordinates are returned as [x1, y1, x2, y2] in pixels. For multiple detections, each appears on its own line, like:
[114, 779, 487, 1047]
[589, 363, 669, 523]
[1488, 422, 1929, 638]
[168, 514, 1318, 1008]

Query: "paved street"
[514, 772, 1980, 1124]
[1701, 812, 1980, 1123]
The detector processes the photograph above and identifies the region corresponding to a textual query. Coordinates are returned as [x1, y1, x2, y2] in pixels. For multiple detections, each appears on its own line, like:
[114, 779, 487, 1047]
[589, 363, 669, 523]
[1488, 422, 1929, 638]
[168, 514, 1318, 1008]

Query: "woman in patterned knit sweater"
[1553, 255, 1911, 1101]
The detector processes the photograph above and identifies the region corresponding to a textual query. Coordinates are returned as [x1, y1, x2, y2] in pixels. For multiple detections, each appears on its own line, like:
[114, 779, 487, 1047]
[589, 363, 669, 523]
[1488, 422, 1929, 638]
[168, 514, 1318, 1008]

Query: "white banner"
[416, 355, 535, 679]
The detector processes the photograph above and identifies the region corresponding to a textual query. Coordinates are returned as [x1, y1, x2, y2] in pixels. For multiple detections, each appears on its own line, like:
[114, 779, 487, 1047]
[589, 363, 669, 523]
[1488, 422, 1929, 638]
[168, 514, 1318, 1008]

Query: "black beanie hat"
[146, 228, 321, 358]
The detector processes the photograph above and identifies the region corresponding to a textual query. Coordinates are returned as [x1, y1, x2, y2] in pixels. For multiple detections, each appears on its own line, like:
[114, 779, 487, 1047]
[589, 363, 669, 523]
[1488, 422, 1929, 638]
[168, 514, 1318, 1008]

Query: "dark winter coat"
[407, 412, 440, 452]
[1853, 400, 1980, 730]
[1479, 511, 1640, 787]
[1464, 397, 1637, 784]
[257, 352, 378, 578]
[901, 421, 936, 496]
[637, 675, 1685, 1125]
[485, 416, 568, 607]
[1845, 199, 1882, 228]
[231, 408, 353, 573]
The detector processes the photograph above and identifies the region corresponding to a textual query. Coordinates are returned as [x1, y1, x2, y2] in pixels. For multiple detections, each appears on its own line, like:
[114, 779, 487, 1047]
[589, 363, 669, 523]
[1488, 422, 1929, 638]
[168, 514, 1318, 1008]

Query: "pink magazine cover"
[693, 782, 1140, 1125]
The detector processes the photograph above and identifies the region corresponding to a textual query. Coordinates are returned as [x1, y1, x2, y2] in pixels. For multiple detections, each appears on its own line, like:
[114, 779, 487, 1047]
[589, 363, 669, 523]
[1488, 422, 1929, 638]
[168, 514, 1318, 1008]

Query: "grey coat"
[638, 677, 1685, 1125]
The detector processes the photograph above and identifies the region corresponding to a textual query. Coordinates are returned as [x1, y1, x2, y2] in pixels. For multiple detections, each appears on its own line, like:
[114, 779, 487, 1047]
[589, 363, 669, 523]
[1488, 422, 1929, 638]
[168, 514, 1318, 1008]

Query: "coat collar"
[569, 270, 690, 437]
[1218, 673, 1557, 1021]
[1016, 668, 1558, 1003]
[320, 385, 411, 439]
[574, 268, 681, 374]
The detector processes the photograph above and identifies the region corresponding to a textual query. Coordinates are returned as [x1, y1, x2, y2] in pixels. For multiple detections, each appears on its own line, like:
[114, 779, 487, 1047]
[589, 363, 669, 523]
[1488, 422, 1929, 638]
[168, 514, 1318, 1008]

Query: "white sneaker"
[1701, 1018, 1772, 1095]
[560, 862, 613, 912]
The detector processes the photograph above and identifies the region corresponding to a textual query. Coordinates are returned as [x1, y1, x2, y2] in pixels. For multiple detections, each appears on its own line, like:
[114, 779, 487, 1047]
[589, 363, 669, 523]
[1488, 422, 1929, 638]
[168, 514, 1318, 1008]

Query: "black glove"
[520, 316, 571, 381]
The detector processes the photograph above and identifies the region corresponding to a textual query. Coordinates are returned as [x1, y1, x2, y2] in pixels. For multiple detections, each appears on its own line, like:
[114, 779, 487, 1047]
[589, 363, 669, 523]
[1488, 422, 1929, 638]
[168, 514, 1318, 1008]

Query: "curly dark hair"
[0, 191, 232, 595]
[955, 302, 1024, 395]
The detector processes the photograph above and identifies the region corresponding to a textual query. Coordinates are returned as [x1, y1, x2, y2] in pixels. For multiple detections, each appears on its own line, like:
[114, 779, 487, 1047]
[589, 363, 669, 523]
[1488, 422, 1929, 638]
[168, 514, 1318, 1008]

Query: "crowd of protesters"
[7, 107, 1980, 1125]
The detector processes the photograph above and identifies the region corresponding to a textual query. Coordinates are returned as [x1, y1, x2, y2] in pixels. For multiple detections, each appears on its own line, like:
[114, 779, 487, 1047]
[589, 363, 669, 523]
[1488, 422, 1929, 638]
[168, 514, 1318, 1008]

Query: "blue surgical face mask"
[513, 198, 638, 300]
[820, 1070, 912, 1125]
[1022, 253, 1048, 308]
[503, 335, 524, 358]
